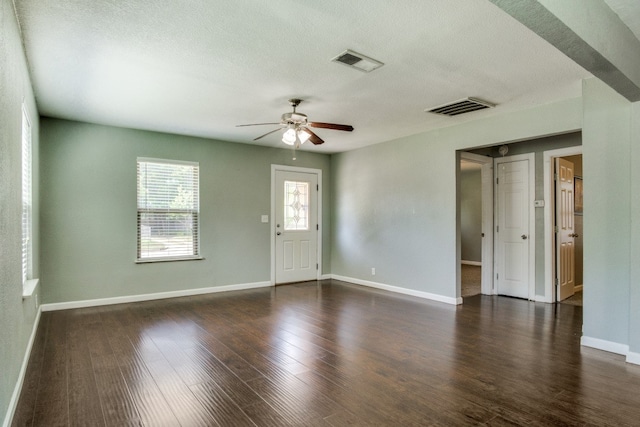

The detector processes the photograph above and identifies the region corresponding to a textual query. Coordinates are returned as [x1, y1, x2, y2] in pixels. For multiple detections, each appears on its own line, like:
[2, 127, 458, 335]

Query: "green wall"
[39, 118, 331, 303]
[0, 0, 40, 423]
[331, 97, 582, 300]
[582, 78, 634, 350]
[631, 102, 640, 358]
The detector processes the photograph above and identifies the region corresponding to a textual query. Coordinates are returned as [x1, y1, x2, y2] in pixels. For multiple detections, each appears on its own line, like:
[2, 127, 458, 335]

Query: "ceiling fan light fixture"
[282, 127, 297, 145]
[239, 99, 352, 147]
[298, 129, 311, 144]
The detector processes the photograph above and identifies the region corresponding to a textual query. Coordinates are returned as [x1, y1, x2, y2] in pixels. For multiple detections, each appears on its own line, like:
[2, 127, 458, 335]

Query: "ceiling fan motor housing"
[281, 112, 308, 125]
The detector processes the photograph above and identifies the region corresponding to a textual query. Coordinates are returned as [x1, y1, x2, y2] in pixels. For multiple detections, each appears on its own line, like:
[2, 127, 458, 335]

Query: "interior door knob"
[276, 232, 281, 236]
[521, 234, 528, 240]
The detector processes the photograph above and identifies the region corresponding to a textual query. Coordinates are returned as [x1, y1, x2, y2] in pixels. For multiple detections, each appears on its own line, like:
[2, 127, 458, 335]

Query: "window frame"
[21, 104, 32, 284]
[136, 157, 202, 263]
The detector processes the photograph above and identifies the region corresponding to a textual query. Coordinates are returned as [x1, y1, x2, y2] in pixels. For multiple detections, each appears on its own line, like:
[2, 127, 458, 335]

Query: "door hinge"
[317, 184, 319, 191]
[496, 177, 499, 185]
[496, 273, 499, 280]
[554, 278, 559, 287]
[554, 173, 558, 181]
[316, 224, 319, 230]
[316, 263, 319, 270]
[496, 225, 499, 232]
[554, 226, 558, 233]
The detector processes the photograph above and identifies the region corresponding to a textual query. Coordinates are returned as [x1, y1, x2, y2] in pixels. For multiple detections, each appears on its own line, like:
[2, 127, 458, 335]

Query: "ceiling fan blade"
[303, 128, 325, 145]
[254, 128, 283, 141]
[309, 122, 354, 132]
[236, 122, 281, 127]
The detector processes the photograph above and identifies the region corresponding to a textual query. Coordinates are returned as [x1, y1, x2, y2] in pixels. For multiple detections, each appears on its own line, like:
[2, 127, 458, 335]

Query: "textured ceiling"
[14, 0, 595, 153]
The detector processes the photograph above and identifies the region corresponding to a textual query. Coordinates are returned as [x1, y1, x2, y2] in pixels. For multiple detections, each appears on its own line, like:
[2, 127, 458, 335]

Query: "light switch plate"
[261, 215, 269, 223]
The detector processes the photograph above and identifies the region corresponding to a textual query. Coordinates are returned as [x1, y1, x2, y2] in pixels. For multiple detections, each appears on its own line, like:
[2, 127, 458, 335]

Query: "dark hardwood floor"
[12, 279, 640, 426]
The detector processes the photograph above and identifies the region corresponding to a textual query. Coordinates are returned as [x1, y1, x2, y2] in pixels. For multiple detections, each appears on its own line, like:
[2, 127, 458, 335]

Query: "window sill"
[22, 278, 39, 299]
[135, 256, 204, 264]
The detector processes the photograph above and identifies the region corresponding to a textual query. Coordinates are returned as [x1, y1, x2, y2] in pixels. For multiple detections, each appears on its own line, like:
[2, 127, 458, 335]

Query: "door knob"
[521, 235, 527, 240]
[276, 232, 281, 236]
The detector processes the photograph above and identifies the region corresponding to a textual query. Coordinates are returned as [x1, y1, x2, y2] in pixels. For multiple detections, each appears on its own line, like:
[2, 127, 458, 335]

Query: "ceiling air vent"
[426, 97, 495, 116]
[331, 49, 384, 73]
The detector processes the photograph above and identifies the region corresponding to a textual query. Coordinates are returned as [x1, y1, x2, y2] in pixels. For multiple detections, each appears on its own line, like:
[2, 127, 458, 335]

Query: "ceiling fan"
[236, 99, 354, 147]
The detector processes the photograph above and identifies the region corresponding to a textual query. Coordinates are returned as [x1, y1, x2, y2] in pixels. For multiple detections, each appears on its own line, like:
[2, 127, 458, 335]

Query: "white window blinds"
[21, 105, 32, 284]
[137, 158, 200, 261]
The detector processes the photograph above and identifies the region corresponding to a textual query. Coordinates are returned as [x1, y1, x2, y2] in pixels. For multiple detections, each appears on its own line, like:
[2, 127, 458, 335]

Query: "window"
[21, 105, 32, 284]
[136, 158, 200, 261]
[284, 180, 309, 230]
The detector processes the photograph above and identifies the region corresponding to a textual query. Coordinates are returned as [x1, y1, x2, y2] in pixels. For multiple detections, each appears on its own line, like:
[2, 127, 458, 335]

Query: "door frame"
[494, 153, 536, 300]
[459, 152, 494, 296]
[270, 164, 322, 285]
[543, 146, 582, 302]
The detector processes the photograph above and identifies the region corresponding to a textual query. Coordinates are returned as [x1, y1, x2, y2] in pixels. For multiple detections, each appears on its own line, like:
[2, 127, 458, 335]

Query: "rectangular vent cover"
[426, 97, 495, 116]
[331, 49, 384, 73]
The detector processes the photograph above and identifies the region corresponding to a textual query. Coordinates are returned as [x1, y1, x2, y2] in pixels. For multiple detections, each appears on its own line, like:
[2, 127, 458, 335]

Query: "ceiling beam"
[489, 0, 640, 102]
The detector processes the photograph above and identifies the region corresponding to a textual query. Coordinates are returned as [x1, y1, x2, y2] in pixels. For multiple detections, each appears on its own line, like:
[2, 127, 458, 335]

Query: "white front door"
[495, 158, 532, 299]
[555, 158, 576, 301]
[274, 169, 318, 284]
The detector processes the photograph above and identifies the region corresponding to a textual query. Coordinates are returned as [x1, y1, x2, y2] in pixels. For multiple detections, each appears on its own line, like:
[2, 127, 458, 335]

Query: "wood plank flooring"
[12, 279, 640, 426]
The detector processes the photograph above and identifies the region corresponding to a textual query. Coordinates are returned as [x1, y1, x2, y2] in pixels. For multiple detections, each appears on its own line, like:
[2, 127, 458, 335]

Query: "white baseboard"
[41, 281, 273, 312]
[581, 336, 640, 365]
[581, 336, 629, 356]
[319, 274, 332, 280]
[574, 284, 583, 292]
[461, 260, 482, 266]
[331, 274, 461, 305]
[4, 307, 42, 427]
[627, 351, 640, 365]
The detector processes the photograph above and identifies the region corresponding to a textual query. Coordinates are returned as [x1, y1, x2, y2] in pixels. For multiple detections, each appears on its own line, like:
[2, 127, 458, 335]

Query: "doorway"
[271, 165, 322, 284]
[459, 152, 493, 298]
[543, 147, 583, 303]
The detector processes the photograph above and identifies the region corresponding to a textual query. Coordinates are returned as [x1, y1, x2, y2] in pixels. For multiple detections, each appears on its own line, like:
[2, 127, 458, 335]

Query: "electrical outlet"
[371, 268, 376, 276]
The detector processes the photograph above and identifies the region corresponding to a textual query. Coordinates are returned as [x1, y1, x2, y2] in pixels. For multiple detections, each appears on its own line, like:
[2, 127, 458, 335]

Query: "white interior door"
[495, 158, 531, 299]
[480, 160, 494, 295]
[555, 158, 576, 301]
[274, 169, 318, 284]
